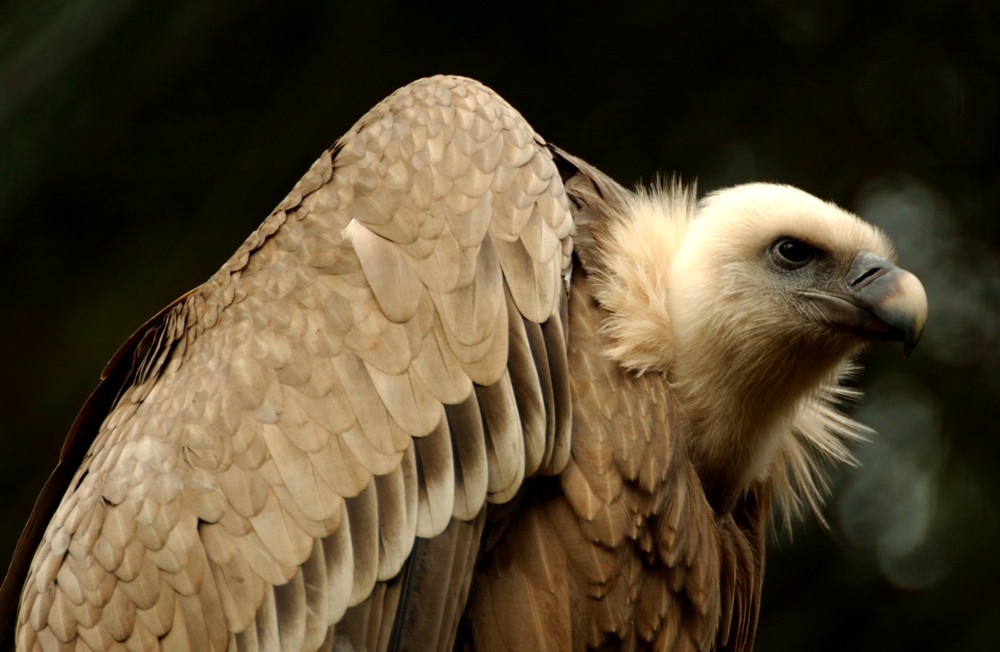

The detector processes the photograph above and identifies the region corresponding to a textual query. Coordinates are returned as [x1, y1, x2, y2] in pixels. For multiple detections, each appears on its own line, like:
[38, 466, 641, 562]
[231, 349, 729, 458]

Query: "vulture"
[0, 75, 927, 651]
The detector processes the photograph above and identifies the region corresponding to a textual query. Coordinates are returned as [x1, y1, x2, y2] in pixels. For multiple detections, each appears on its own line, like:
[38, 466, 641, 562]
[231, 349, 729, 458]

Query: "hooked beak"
[802, 251, 928, 356]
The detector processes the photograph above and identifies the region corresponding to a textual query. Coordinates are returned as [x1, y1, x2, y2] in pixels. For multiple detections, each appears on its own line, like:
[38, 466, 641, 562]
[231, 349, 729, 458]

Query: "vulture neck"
[585, 186, 859, 517]
[676, 337, 847, 515]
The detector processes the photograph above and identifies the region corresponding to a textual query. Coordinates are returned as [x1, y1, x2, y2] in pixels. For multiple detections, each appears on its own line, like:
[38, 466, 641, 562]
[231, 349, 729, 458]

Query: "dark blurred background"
[1, 1, 997, 649]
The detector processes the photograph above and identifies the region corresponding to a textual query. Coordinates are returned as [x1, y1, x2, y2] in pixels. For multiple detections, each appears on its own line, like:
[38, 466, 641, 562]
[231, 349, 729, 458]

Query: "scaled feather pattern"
[0, 75, 927, 651]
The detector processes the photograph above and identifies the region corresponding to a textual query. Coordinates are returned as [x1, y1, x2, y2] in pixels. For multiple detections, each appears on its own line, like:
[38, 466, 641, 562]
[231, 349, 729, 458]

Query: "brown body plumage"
[0, 76, 926, 651]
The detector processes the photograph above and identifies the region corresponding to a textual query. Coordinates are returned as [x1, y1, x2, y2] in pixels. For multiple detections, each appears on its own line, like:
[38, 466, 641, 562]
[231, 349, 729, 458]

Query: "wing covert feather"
[8, 75, 574, 650]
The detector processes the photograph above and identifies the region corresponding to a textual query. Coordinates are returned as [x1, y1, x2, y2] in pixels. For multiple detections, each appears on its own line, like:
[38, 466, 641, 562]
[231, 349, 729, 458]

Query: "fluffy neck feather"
[589, 184, 867, 520]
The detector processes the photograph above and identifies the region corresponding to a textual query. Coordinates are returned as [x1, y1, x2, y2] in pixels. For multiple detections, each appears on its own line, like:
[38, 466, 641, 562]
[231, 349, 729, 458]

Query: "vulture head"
[591, 181, 927, 515]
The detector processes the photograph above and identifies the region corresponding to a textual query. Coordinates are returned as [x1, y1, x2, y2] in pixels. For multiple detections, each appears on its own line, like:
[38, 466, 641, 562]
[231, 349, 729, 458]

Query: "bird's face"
[671, 183, 927, 369]
[665, 183, 927, 506]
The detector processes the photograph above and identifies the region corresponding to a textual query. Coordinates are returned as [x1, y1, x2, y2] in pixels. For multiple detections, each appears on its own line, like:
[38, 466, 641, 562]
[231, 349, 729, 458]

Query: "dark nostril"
[850, 266, 885, 288]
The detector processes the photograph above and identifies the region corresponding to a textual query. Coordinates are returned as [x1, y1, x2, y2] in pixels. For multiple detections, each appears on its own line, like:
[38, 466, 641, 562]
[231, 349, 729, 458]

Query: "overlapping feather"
[12, 75, 573, 651]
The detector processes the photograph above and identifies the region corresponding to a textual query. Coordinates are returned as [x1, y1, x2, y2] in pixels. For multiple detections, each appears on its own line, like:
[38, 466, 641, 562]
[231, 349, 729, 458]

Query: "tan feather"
[272, 567, 307, 651]
[202, 522, 263, 631]
[443, 392, 489, 522]
[469, 504, 573, 652]
[505, 300, 547, 477]
[493, 236, 560, 323]
[539, 314, 572, 475]
[365, 365, 441, 437]
[262, 426, 342, 524]
[298, 540, 330, 651]
[474, 370, 526, 504]
[305, 433, 371, 500]
[372, 455, 414, 581]
[413, 410, 456, 538]
[410, 311, 474, 406]
[319, 504, 353, 625]
[345, 479, 379, 607]
[432, 237, 505, 356]
[351, 225, 424, 324]
[251, 584, 280, 651]
[233, 617, 260, 652]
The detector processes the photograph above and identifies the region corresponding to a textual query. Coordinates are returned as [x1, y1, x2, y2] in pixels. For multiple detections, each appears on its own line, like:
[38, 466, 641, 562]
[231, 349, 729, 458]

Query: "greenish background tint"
[1, 2, 996, 649]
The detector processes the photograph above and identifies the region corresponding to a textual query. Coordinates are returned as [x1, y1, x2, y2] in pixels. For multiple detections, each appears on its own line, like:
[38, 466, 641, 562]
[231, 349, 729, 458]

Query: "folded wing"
[8, 75, 574, 651]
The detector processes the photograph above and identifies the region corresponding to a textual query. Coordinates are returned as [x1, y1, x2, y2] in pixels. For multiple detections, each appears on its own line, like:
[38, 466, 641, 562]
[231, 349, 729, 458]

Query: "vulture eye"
[771, 238, 817, 270]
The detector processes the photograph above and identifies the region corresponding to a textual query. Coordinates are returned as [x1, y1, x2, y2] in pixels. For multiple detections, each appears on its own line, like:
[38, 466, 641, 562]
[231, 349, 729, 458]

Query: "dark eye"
[771, 237, 817, 269]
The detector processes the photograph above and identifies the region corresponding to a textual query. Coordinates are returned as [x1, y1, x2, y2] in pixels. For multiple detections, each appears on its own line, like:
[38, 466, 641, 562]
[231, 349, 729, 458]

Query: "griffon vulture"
[0, 75, 926, 651]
